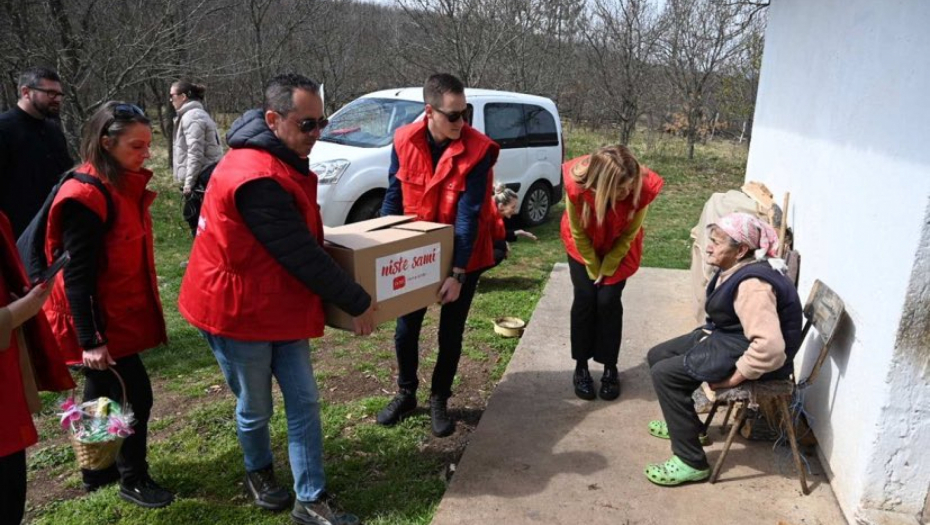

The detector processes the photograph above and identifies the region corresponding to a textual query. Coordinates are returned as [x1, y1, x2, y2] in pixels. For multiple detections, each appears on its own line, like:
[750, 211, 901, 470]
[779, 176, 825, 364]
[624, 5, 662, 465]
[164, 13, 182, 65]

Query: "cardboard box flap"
[393, 221, 450, 233]
[324, 215, 414, 237]
[326, 228, 422, 250]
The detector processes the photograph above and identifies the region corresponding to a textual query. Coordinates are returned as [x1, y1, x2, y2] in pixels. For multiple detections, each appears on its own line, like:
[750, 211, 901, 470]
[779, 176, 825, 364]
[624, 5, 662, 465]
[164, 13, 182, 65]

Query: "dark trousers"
[394, 271, 481, 398]
[0, 450, 26, 525]
[567, 256, 627, 367]
[648, 330, 709, 470]
[82, 353, 153, 486]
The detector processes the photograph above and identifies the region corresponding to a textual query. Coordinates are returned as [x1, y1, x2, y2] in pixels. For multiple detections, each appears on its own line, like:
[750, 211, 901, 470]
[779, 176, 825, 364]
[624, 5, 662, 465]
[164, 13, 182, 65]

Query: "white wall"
[745, 0, 930, 522]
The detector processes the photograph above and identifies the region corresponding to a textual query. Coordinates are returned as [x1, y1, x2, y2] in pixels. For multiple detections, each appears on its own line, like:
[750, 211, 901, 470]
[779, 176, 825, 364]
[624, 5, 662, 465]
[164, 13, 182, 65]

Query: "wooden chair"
[701, 279, 845, 494]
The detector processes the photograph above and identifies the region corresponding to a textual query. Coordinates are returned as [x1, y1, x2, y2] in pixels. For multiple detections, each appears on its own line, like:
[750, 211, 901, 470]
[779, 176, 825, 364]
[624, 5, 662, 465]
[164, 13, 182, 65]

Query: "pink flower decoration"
[59, 397, 84, 431]
[107, 416, 134, 438]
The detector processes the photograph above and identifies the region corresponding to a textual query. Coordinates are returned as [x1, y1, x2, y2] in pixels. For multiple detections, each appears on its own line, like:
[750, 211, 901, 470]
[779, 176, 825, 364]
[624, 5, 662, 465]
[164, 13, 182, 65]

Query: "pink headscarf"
[711, 212, 780, 260]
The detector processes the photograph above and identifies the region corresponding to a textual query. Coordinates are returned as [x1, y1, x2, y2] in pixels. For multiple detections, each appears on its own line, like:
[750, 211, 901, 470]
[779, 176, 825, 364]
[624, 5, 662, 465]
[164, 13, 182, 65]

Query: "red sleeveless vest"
[560, 155, 664, 284]
[178, 148, 326, 340]
[44, 163, 166, 364]
[1, 212, 74, 457]
[394, 118, 500, 272]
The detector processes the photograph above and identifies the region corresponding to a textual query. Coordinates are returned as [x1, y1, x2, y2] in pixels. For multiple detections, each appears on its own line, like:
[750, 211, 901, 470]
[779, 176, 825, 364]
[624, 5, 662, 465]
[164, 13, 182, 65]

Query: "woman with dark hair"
[170, 80, 223, 233]
[561, 145, 663, 401]
[43, 102, 173, 508]
[0, 211, 74, 524]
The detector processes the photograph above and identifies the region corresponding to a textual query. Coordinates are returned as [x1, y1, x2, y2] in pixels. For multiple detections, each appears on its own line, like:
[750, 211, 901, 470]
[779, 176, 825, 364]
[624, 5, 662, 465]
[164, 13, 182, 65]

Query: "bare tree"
[659, 0, 754, 158]
[397, 0, 524, 86]
[584, 0, 665, 144]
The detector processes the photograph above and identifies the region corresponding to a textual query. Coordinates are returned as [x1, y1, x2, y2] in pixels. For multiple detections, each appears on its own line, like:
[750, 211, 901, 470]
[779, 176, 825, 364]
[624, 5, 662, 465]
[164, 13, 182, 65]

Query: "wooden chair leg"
[710, 402, 747, 484]
[701, 400, 722, 434]
[777, 395, 809, 495]
[720, 401, 736, 434]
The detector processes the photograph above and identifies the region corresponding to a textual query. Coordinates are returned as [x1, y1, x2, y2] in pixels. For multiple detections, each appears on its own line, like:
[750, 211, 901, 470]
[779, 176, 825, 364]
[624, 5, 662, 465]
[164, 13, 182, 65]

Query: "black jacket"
[0, 107, 73, 237]
[226, 110, 371, 316]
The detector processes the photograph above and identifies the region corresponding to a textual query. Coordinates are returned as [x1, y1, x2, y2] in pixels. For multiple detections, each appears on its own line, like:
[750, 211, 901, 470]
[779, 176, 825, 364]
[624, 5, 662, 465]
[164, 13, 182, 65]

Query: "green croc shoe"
[644, 455, 710, 486]
[647, 420, 709, 446]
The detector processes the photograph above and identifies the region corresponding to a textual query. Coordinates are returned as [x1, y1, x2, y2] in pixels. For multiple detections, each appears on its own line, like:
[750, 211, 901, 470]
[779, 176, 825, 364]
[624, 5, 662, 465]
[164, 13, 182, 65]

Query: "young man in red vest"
[377, 73, 500, 437]
[179, 74, 374, 525]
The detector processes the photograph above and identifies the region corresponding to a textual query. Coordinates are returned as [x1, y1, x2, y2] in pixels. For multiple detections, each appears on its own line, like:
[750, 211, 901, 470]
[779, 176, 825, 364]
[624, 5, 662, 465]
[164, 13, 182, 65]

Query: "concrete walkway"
[432, 265, 846, 525]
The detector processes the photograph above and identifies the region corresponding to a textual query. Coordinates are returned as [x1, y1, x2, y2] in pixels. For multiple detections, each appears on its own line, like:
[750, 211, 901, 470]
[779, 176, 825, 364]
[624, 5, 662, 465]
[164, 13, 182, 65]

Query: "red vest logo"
[393, 276, 406, 290]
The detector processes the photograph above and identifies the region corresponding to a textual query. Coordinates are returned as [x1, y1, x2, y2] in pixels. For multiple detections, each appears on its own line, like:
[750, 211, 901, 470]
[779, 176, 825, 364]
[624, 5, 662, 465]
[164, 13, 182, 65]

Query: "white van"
[310, 88, 564, 227]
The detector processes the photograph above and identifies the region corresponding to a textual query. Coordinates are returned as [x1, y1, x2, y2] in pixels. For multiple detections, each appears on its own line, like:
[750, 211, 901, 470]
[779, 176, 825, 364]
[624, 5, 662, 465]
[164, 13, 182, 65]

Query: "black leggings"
[82, 353, 153, 485]
[568, 257, 627, 367]
[0, 450, 26, 525]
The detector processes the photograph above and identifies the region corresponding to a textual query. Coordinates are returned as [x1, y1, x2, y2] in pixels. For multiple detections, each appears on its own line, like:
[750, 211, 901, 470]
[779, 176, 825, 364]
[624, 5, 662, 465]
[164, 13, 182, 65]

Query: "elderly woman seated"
[644, 212, 803, 486]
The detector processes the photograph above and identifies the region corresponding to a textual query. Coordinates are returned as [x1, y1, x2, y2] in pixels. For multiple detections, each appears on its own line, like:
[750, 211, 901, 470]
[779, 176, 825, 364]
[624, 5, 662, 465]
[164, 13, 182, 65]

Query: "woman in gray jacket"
[170, 80, 223, 232]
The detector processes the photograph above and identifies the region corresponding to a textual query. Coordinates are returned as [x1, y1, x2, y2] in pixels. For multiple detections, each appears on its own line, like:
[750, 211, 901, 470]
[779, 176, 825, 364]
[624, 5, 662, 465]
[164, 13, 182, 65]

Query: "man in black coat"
[0, 67, 73, 238]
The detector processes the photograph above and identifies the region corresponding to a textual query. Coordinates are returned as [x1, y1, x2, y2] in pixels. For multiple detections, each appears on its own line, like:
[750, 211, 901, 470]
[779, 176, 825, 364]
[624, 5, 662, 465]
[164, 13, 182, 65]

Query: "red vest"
[560, 155, 664, 285]
[44, 164, 167, 365]
[394, 118, 500, 273]
[1, 213, 75, 456]
[178, 148, 326, 340]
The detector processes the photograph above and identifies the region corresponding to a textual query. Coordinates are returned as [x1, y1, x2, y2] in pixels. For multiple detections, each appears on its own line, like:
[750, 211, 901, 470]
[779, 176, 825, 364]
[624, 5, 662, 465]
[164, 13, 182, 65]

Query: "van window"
[484, 103, 528, 149]
[321, 98, 424, 148]
[484, 103, 558, 149]
[524, 104, 559, 147]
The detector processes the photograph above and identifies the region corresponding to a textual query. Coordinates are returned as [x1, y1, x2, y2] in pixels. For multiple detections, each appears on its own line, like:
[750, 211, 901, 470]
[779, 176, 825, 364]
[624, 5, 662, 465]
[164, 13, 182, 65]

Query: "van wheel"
[346, 194, 383, 224]
[520, 181, 551, 227]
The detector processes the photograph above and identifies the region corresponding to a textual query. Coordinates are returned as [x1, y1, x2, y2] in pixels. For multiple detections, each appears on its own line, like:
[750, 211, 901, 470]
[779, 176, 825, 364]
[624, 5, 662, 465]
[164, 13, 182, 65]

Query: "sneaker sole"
[118, 490, 174, 509]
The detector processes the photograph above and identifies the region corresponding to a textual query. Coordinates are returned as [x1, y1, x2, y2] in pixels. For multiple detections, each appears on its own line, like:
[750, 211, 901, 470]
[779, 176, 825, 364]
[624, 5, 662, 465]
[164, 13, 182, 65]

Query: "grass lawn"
[25, 126, 746, 524]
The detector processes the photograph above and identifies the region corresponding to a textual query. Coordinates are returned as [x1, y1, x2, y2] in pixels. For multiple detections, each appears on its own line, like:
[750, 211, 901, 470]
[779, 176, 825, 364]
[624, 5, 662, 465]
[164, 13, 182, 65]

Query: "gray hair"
[18, 66, 61, 90]
[263, 73, 320, 115]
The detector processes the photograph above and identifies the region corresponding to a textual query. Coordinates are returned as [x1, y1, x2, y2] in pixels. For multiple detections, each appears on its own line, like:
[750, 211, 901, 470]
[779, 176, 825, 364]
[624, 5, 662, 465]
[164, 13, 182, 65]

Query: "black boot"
[573, 367, 596, 400]
[429, 395, 455, 437]
[245, 464, 291, 511]
[118, 474, 174, 508]
[599, 366, 621, 400]
[376, 389, 417, 426]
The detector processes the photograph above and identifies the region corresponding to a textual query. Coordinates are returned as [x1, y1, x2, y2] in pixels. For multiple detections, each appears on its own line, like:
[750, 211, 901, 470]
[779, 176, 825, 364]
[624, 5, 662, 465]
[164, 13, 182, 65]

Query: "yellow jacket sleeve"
[566, 198, 600, 279]
[599, 206, 648, 279]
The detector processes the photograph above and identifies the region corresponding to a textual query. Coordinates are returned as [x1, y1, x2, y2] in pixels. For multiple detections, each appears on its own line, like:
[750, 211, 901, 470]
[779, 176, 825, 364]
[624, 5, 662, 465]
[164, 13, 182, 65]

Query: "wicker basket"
[68, 368, 128, 471]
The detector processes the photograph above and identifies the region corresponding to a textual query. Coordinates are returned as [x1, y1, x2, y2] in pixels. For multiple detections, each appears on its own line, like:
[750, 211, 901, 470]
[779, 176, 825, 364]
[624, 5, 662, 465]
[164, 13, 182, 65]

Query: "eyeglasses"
[29, 86, 66, 100]
[433, 107, 467, 123]
[168, 93, 181, 101]
[281, 114, 329, 133]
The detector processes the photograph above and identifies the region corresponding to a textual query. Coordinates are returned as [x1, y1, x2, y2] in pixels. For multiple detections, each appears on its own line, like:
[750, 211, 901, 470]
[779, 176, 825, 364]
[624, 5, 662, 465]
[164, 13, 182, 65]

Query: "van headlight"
[311, 159, 350, 184]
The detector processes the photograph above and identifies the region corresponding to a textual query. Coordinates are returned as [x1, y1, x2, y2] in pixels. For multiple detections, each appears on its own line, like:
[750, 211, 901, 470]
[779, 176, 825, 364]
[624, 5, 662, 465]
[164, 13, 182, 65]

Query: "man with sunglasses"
[179, 73, 373, 525]
[377, 73, 500, 438]
[0, 67, 72, 238]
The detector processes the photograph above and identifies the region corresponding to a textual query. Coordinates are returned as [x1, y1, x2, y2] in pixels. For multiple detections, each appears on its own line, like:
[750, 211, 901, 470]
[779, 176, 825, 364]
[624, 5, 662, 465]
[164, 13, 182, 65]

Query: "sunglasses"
[280, 113, 329, 133]
[29, 86, 66, 100]
[433, 107, 467, 123]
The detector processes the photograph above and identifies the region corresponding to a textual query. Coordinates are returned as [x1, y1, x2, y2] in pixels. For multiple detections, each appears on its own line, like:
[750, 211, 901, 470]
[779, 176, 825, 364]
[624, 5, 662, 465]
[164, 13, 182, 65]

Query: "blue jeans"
[202, 332, 325, 502]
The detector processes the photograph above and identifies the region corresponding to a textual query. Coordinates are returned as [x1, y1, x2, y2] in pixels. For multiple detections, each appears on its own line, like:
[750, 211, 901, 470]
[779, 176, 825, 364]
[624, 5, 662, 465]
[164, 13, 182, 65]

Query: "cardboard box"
[323, 215, 453, 330]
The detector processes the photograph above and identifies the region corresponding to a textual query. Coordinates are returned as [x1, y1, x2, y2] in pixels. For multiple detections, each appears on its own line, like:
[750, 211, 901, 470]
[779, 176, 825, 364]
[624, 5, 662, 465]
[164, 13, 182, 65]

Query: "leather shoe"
[599, 367, 621, 400]
[429, 395, 455, 437]
[376, 389, 417, 426]
[573, 368, 596, 400]
[245, 464, 290, 511]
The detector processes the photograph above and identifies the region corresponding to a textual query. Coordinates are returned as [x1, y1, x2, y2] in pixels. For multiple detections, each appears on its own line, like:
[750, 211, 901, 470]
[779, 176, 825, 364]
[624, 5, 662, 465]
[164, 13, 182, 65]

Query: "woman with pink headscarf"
[642, 212, 803, 486]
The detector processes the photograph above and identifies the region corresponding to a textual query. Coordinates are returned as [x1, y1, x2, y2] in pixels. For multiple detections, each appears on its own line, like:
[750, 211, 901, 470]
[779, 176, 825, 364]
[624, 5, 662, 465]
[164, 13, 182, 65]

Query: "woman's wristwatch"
[451, 271, 467, 284]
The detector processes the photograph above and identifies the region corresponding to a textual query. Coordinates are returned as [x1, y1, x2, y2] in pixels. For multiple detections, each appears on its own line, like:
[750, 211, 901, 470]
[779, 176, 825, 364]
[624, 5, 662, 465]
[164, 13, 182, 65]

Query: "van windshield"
[321, 98, 425, 148]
